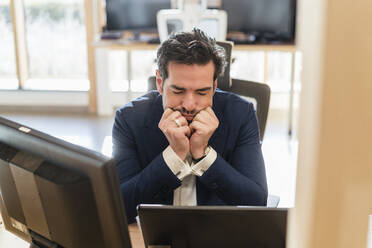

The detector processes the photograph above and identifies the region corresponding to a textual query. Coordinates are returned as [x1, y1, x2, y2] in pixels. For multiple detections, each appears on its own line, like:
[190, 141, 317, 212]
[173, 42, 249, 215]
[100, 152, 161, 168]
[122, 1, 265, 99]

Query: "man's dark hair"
[157, 28, 226, 82]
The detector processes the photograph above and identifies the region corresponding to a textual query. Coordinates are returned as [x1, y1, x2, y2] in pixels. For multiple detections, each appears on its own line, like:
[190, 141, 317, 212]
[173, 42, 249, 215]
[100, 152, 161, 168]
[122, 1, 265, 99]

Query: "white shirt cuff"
[191, 146, 217, 177]
[163, 146, 192, 180]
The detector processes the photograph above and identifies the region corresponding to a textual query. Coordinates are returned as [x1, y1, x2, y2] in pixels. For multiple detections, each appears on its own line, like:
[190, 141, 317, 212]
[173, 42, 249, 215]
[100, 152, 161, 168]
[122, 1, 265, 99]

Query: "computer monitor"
[221, 0, 296, 44]
[106, 0, 171, 32]
[0, 116, 131, 248]
[138, 205, 287, 248]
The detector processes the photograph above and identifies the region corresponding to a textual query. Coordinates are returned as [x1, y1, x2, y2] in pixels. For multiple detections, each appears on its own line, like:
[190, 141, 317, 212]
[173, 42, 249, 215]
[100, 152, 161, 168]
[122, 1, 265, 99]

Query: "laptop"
[137, 205, 287, 248]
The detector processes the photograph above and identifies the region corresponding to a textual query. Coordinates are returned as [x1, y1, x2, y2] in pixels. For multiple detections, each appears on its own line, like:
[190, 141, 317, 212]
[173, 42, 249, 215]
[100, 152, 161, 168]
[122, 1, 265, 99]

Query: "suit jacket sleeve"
[199, 102, 268, 206]
[112, 109, 181, 223]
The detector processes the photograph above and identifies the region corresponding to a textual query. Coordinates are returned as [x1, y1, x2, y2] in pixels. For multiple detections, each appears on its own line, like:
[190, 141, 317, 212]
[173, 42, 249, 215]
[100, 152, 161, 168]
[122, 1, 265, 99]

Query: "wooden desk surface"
[129, 223, 146, 248]
[129, 223, 172, 248]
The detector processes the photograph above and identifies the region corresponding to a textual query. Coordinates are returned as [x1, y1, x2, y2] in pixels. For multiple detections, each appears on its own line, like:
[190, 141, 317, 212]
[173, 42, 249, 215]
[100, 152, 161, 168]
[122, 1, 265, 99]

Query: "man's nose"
[182, 93, 196, 112]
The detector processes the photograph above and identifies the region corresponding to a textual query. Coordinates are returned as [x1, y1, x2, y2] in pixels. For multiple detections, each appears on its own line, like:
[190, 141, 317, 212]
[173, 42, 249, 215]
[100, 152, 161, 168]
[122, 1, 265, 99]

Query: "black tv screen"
[0, 116, 132, 248]
[222, 0, 296, 44]
[106, 0, 171, 32]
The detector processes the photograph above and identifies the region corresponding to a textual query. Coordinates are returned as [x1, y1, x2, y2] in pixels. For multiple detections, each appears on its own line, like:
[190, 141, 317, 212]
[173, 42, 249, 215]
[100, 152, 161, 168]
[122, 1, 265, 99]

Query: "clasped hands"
[158, 107, 219, 161]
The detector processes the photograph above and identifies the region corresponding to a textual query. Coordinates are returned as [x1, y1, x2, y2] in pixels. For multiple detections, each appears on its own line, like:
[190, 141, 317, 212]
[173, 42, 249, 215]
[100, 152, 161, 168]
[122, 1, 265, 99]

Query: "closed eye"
[173, 91, 184, 94]
[170, 85, 185, 94]
[196, 87, 212, 95]
[196, 88, 211, 95]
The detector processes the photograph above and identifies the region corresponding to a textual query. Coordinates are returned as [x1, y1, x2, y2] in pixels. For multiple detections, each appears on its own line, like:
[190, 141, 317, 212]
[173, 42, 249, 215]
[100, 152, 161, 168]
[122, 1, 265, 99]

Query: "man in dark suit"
[112, 29, 267, 223]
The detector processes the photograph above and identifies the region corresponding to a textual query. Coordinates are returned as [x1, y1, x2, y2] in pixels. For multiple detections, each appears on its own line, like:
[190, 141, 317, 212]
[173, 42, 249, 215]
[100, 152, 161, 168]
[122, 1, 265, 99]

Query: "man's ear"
[155, 70, 163, 94]
[213, 79, 218, 93]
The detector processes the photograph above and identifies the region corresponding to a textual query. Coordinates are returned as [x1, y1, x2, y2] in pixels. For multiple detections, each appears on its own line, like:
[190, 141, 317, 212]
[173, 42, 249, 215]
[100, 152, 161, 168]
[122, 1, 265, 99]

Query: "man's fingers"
[166, 112, 188, 128]
[159, 109, 181, 130]
[205, 107, 217, 119]
[166, 110, 181, 121]
[175, 116, 188, 127]
[193, 111, 208, 124]
[189, 120, 206, 133]
[179, 125, 191, 137]
[194, 109, 213, 124]
[162, 108, 174, 119]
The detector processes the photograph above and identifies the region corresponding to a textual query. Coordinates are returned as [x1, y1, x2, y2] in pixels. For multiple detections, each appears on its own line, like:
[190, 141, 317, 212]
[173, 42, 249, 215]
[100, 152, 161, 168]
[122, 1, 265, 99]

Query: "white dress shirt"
[162, 145, 217, 206]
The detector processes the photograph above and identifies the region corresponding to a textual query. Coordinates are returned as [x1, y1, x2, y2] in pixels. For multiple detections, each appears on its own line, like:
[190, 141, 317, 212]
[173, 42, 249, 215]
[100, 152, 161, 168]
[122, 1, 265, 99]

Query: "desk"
[92, 40, 297, 135]
[129, 223, 146, 248]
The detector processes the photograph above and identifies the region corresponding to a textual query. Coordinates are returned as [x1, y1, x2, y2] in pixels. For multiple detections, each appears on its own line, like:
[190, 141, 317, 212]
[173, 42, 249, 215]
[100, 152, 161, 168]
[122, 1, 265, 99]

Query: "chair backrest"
[229, 79, 270, 141]
[148, 76, 157, 91]
[216, 41, 270, 141]
[216, 41, 233, 90]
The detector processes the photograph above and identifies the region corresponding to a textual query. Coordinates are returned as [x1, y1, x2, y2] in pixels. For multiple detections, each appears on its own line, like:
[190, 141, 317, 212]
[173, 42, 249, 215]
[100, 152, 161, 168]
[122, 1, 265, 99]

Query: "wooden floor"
[0, 108, 299, 247]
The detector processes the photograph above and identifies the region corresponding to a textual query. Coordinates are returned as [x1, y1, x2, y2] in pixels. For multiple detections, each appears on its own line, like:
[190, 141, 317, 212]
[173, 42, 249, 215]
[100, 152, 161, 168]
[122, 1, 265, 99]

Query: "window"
[231, 51, 265, 82]
[0, 0, 18, 89]
[267, 52, 293, 92]
[231, 51, 302, 93]
[23, 0, 88, 91]
[109, 50, 157, 93]
[130, 50, 157, 92]
[109, 51, 128, 92]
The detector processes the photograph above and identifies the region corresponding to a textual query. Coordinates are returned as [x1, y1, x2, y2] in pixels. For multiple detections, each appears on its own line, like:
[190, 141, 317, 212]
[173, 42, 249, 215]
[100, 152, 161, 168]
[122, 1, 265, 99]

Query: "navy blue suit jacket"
[112, 89, 268, 223]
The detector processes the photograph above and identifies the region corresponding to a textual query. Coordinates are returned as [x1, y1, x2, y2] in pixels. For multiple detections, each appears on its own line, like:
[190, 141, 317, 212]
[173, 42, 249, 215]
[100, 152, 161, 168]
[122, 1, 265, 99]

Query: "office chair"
[229, 79, 270, 141]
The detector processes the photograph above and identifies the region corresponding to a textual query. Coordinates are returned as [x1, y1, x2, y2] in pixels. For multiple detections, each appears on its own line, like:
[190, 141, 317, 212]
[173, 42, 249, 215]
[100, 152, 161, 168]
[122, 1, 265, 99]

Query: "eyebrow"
[196, 87, 212, 92]
[170, 85, 212, 92]
[170, 85, 185, 91]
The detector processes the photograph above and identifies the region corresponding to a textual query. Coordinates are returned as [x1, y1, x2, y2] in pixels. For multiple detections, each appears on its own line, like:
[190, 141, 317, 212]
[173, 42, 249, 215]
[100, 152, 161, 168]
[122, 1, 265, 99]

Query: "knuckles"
[159, 108, 219, 140]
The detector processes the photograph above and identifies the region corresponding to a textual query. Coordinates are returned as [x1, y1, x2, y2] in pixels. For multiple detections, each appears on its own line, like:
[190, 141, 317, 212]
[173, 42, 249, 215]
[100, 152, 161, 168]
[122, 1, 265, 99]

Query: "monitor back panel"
[138, 205, 287, 248]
